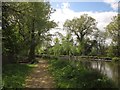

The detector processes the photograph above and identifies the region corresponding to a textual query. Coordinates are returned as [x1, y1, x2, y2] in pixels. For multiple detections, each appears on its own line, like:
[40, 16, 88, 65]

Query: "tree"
[92, 30, 107, 56]
[2, 2, 57, 63]
[106, 15, 120, 57]
[61, 33, 74, 55]
[2, 2, 28, 62]
[64, 14, 98, 55]
[26, 2, 57, 62]
[107, 43, 117, 57]
[52, 37, 61, 56]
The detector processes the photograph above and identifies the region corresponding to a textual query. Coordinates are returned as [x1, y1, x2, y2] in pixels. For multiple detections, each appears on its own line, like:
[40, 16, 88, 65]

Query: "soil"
[25, 59, 55, 88]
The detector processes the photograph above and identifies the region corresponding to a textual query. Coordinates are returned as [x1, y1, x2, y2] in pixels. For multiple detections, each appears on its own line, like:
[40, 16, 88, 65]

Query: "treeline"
[2, 2, 57, 64]
[2, 2, 120, 64]
[42, 14, 120, 59]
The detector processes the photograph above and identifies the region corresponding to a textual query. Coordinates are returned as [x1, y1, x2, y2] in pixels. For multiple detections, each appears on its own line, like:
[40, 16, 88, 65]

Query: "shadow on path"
[25, 59, 55, 88]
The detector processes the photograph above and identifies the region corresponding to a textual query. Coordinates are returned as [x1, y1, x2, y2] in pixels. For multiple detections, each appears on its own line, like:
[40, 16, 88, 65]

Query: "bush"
[112, 57, 120, 62]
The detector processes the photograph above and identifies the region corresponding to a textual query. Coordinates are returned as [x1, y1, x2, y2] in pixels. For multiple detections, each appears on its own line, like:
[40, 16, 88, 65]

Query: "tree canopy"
[63, 14, 98, 55]
[2, 2, 57, 63]
[106, 14, 120, 57]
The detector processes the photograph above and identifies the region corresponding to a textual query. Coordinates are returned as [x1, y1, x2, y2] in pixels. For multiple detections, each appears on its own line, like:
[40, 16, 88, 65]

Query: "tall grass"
[2, 63, 36, 88]
[48, 59, 117, 88]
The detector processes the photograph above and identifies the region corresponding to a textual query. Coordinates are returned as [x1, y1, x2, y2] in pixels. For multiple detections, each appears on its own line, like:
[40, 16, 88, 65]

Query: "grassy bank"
[48, 59, 117, 89]
[2, 63, 37, 88]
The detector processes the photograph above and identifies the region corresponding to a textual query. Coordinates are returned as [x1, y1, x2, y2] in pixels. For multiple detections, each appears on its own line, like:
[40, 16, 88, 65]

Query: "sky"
[49, 0, 118, 44]
[51, 2, 117, 12]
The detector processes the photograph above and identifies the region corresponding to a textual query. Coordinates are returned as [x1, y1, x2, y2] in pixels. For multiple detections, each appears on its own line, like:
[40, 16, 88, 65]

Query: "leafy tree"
[92, 30, 107, 56]
[2, 2, 27, 62]
[52, 37, 61, 56]
[60, 33, 72, 55]
[2, 2, 57, 63]
[106, 15, 120, 57]
[25, 2, 57, 61]
[106, 43, 117, 57]
[64, 14, 98, 55]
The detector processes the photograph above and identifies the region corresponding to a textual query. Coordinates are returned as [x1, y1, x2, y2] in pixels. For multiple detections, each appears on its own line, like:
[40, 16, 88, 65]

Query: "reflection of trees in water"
[99, 61, 105, 73]
[106, 62, 119, 87]
[84, 61, 92, 70]
[118, 63, 120, 88]
[91, 61, 119, 87]
[69, 57, 93, 70]
[91, 61, 105, 73]
[109, 63, 119, 87]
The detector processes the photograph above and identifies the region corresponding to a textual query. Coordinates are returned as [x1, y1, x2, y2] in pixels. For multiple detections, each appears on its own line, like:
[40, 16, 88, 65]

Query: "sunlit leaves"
[63, 14, 98, 55]
[106, 16, 119, 42]
[106, 15, 120, 57]
[64, 14, 98, 42]
[2, 2, 57, 61]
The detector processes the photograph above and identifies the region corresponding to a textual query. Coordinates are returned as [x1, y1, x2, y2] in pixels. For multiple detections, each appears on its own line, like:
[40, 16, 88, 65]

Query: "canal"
[81, 60, 120, 88]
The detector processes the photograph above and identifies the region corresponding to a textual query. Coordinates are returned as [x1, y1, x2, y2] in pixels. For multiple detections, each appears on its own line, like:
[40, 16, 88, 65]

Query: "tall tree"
[2, 2, 27, 62]
[106, 15, 120, 57]
[27, 2, 57, 61]
[64, 14, 98, 55]
[92, 30, 107, 56]
[2, 2, 57, 63]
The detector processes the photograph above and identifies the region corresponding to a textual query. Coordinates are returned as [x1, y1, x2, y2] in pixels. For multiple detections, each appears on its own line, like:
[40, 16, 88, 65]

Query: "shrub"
[112, 57, 120, 62]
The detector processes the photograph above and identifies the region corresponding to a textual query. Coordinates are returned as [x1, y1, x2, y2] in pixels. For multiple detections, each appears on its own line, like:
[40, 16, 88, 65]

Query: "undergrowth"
[48, 59, 117, 89]
[2, 63, 37, 88]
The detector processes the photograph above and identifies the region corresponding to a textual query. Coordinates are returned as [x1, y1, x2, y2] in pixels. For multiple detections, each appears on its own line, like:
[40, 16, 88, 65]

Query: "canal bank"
[48, 58, 118, 88]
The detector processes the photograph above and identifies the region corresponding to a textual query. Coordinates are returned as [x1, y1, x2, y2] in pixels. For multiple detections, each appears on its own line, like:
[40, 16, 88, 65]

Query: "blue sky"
[50, 2, 117, 12]
[69, 2, 114, 12]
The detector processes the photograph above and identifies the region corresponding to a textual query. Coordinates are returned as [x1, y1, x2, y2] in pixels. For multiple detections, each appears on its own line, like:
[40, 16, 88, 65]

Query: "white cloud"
[50, 2, 117, 36]
[103, 0, 118, 10]
[91, 12, 117, 30]
[103, 0, 117, 3]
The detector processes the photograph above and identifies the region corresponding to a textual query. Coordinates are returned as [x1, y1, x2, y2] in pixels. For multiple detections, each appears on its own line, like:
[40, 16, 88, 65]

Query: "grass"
[2, 63, 37, 88]
[48, 59, 117, 89]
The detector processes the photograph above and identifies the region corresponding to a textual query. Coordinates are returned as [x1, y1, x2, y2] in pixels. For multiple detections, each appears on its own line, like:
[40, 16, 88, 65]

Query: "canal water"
[82, 60, 120, 88]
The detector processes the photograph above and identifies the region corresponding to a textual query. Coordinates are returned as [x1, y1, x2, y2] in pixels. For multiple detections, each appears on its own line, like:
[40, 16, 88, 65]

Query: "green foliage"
[48, 59, 116, 88]
[64, 14, 98, 55]
[60, 33, 75, 55]
[2, 63, 36, 88]
[90, 47, 98, 56]
[112, 57, 120, 62]
[52, 38, 61, 56]
[48, 33, 79, 56]
[106, 15, 120, 57]
[2, 2, 57, 63]
[107, 43, 118, 58]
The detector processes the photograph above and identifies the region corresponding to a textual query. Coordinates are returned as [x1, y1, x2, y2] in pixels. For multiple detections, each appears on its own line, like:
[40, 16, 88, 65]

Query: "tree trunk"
[28, 18, 35, 62]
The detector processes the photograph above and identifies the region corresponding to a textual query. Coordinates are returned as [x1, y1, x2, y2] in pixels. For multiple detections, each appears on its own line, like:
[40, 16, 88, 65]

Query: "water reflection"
[85, 60, 120, 88]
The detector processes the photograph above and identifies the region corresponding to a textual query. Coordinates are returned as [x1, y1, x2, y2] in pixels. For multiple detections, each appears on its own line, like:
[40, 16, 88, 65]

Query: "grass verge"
[2, 63, 37, 88]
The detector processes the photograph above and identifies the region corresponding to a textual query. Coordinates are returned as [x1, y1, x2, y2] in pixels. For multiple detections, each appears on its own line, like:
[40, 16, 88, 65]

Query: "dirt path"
[25, 59, 55, 88]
